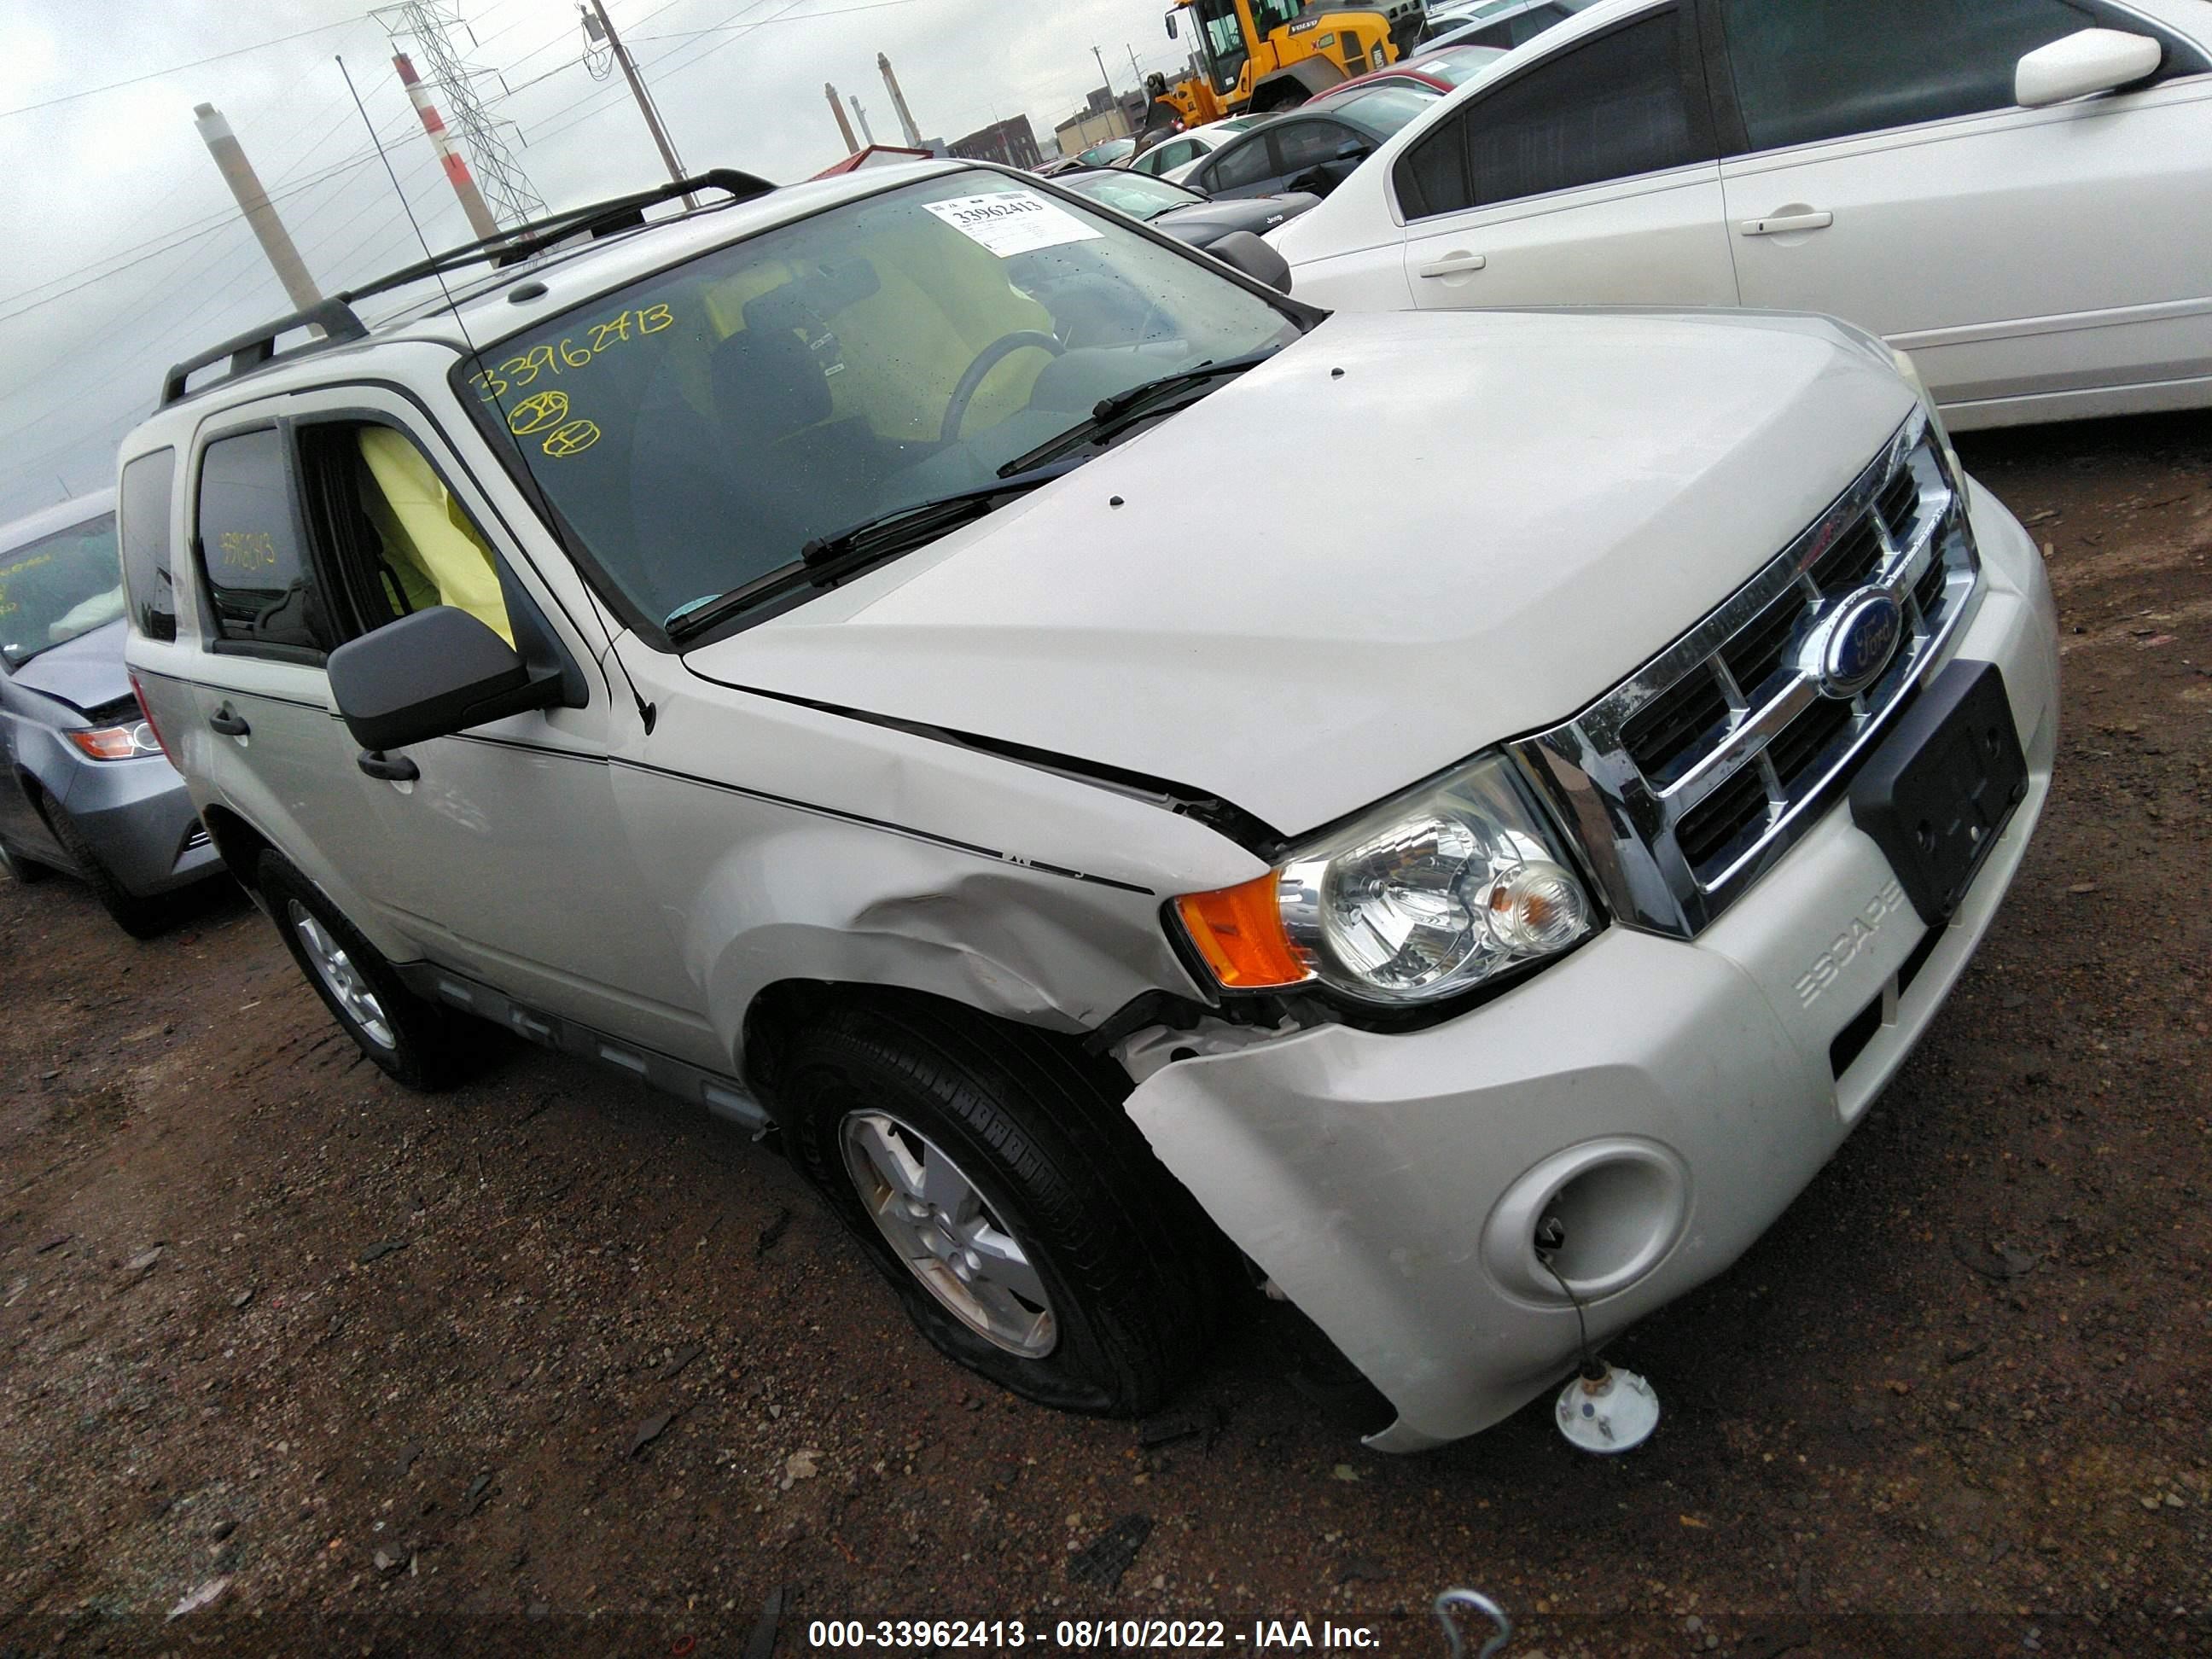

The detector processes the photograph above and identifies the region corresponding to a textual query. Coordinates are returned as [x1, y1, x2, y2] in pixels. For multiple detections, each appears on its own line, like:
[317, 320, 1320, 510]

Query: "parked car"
[0, 492, 221, 934]
[1057, 167, 1321, 253]
[1126, 113, 1274, 183]
[1420, 0, 1593, 50]
[1074, 135, 1138, 169]
[123, 158, 2058, 1449]
[1329, 42, 1508, 96]
[1273, 0, 2212, 429]
[1185, 84, 1439, 199]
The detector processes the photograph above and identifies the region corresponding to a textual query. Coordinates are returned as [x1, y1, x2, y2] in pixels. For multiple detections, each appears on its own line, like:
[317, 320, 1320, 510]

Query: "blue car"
[0, 493, 223, 934]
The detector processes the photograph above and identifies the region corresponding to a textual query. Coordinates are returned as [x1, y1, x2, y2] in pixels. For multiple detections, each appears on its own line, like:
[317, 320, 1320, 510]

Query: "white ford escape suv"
[120, 160, 2058, 1450]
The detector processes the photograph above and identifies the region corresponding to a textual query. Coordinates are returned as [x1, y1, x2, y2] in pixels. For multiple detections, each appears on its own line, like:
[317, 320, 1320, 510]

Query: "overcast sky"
[0, 0, 1195, 523]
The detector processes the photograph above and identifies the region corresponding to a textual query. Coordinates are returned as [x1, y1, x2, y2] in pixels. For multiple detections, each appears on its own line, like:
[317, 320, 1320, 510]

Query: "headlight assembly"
[1174, 750, 1598, 1008]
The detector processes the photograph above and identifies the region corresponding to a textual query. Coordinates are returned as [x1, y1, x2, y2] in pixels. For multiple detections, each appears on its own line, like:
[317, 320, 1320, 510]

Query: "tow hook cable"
[1536, 1215, 1662, 1454]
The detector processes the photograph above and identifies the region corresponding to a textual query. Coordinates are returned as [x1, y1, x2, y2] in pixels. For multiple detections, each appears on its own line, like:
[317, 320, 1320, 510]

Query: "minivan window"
[463, 170, 1297, 634]
[195, 428, 332, 655]
[1717, 0, 2098, 150]
[1397, 11, 1708, 219]
[0, 510, 123, 668]
[119, 449, 178, 641]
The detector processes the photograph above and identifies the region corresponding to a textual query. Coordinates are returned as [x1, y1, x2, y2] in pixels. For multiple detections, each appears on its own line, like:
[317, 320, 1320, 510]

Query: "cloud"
[0, 0, 1196, 521]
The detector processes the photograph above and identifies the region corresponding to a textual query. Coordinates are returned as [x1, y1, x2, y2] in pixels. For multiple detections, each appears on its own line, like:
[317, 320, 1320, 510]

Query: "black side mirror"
[1207, 230, 1293, 294]
[328, 605, 562, 753]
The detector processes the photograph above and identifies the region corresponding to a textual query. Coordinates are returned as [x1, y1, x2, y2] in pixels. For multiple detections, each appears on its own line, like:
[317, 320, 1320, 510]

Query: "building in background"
[1053, 86, 1139, 159]
[950, 116, 1043, 169]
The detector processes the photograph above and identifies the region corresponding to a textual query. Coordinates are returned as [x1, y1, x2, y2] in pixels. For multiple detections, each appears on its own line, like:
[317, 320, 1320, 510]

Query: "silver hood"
[685, 308, 1916, 836]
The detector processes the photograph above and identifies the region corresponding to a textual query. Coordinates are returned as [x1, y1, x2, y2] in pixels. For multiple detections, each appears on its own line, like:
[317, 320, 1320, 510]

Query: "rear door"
[1709, 0, 2212, 422]
[1269, 115, 1374, 195]
[1396, 5, 1739, 309]
[1194, 125, 1298, 197]
[179, 410, 387, 925]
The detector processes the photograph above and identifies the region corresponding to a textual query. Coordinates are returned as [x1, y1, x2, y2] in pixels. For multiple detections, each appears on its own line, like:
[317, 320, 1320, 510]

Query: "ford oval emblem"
[1819, 590, 1903, 699]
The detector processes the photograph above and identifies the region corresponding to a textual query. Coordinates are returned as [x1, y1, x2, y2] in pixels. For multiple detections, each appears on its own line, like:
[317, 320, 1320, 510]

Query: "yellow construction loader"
[1144, 0, 1425, 133]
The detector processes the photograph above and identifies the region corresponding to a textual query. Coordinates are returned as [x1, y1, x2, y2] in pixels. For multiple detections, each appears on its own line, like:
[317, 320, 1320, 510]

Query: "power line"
[630, 0, 923, 41]
[0, 16, 367, 121]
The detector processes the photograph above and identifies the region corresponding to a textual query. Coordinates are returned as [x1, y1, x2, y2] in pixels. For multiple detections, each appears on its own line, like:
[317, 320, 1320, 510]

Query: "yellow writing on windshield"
[468, 303, 677, 403]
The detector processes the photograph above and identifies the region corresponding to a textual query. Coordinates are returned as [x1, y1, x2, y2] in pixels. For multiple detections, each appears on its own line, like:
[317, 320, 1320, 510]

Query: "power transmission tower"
[373, 1, 547, 228]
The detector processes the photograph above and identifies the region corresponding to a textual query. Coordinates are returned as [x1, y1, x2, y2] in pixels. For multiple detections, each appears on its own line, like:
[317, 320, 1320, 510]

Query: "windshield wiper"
[995, 345, 1283, 478]
[663, 460, 1078, 643]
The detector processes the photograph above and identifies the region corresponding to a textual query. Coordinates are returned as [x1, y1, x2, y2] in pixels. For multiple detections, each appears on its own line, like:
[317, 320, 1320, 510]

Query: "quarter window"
[1397, 11, 1708, 219]
[1718, 0, 2100, 150]
[119, 448, 178, 641]
[194, 428, 331, 655]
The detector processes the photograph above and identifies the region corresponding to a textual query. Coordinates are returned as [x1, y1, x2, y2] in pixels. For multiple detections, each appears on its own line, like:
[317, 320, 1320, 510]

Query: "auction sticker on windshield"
[923, 192, 1102, 257]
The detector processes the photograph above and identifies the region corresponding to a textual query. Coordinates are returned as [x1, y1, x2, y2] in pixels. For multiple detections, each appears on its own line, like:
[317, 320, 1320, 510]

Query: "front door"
[1709, 0, 2212, 419]
[276, 387, 718, 1066]
[1397, 5, 1738, 310]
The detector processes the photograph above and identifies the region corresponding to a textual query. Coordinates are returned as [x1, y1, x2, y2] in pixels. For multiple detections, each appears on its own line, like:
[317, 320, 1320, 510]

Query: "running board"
[393, 963, 770, 1132]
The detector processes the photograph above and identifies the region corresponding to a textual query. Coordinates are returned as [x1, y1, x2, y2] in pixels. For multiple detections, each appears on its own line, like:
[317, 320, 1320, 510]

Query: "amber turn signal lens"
[1174, 871, 1311, 990]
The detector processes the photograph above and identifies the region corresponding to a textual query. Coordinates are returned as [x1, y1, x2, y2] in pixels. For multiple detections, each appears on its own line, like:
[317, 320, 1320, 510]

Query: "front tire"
[777, 996, 1227, 1416]
[258, 851, 465, 1090]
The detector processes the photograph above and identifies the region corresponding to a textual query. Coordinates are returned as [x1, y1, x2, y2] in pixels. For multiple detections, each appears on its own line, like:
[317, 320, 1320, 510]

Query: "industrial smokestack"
[877, 53, 923, 148]
[825, 81, 859, 151]
[192, 102, 322, 312]
[849, 94, 875, 145]
[393, 51, 500, 242]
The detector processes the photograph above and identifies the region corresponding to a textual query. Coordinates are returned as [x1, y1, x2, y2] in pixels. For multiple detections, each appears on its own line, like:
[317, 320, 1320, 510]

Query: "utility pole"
[825, 82, 858, 152]
[192, 102, 322, 312]
[1091, 45, 1113, 95]
[1127, 44, 1145, 90]
[579, 0, 690, 191]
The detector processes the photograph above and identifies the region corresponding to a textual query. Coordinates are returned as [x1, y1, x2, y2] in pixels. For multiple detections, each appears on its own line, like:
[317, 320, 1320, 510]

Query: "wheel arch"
[1250, 58, 1346, 108]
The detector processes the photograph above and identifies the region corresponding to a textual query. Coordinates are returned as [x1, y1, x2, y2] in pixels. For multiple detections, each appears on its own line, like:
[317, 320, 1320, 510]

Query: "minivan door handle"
[1417, 251, 1487, 277]
[356, 750, 419, 783]
[207, 705, 249, 737]
[1738, 210, 1833, 236]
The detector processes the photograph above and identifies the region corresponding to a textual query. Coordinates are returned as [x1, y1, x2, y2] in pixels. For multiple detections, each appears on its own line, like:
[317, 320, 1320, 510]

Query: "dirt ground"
[1, 413, 2207, 1659]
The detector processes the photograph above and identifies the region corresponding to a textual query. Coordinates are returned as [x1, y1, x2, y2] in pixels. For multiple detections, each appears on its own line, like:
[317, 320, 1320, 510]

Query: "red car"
[1318, 41, 1505, 97]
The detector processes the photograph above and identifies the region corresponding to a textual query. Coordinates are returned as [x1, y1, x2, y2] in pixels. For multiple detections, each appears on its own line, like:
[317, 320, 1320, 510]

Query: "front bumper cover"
[1124, 481, 2061, 1450]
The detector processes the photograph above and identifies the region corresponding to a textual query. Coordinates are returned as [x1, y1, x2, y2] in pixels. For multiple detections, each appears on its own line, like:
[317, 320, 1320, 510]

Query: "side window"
[295, 422, 515, 646]
[1272, 119, 1357, 174]
[1396, 11, 1710, 219]
[194, 428, 332, 655]
[119, 448, 178, 641]
[1508, 5, 1573, 46]
[1162, 139, 1201, 171]
[1718, 0, 2100, 150]
[1208, 133, 1278, 191]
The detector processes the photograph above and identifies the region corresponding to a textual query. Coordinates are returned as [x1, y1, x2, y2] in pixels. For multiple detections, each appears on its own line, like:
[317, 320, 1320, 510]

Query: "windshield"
[1063, 171, 1202, 220]
[1192, 0, 1249, 92]
[1413, 44, 1508, 84]
[464, 171, 1297, 634]
[0, 513, 123, 668]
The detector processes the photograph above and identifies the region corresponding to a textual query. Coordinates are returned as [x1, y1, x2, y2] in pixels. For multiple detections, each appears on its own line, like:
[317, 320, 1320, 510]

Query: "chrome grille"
[1512, 412, 1982, 940]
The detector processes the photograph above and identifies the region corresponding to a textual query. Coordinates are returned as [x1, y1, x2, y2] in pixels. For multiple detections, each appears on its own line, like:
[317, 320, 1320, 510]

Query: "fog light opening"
[1534, 1155, 1679, 1297]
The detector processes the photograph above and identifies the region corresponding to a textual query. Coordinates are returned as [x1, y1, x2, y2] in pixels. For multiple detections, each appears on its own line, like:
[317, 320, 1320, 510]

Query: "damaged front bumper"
[1122, 482, 2061, 1451]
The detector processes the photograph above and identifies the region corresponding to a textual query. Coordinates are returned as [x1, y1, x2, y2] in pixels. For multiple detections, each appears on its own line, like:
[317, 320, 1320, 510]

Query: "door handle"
[357, 750, 419, 783]
[1417, 251, 1487, 277]
[1738, 211, 1833, 236]
[207, 705, 249, 737]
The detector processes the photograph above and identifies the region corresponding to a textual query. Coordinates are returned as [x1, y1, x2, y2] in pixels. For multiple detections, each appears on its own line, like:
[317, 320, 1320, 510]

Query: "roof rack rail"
[337, 168, 776, 308]
[160, 298, 369, 407]
[155, 168, 775, 409]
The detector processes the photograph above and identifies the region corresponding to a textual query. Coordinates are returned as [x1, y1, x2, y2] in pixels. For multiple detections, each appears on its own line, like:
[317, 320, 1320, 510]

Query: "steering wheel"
[940, 330, 1064, 445]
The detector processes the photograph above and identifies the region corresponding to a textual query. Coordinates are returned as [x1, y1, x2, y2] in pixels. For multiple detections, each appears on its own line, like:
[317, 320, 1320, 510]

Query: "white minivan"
[119, 160, 2058, 1449]
[1272, 0, 2212, 429]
